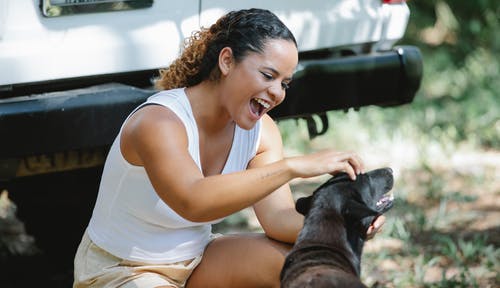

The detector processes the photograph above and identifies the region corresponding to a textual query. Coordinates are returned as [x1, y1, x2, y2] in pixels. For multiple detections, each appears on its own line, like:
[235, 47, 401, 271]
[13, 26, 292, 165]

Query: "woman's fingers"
[328, 151, 364, 180]
[366, 215, 386, 239]
[331, 161, 357, 180]
[289, 149, 365, 180]
[343, 151, 365, 175]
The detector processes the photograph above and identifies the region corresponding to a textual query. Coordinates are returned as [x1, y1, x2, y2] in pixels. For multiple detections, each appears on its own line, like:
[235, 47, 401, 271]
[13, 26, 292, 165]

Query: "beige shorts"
[73, 231, 204, 288]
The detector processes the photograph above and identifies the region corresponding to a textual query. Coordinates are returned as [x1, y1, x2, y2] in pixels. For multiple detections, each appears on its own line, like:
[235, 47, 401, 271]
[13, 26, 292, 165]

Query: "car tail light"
[383, 0, 406, 3]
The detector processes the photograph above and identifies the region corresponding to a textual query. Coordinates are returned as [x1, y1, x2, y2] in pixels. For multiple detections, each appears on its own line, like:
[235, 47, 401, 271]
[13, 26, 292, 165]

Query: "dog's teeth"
[376, 193, 395, 207]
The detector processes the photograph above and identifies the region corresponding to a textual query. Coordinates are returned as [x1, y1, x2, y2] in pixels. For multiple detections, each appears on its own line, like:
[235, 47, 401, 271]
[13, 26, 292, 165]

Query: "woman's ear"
[218, 47, 234, 76]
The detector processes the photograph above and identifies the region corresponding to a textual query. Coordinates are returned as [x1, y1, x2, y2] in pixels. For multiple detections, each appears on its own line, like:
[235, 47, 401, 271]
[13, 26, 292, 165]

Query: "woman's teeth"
[254, 98, 270, 109]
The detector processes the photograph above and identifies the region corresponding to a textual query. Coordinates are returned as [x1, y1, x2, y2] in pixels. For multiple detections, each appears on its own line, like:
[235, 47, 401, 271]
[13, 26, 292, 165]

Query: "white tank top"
[87, 88, 262, 263]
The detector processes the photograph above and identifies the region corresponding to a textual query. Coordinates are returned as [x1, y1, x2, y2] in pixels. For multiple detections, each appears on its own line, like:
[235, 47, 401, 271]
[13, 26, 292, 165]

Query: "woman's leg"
[185, 233, 292, 288]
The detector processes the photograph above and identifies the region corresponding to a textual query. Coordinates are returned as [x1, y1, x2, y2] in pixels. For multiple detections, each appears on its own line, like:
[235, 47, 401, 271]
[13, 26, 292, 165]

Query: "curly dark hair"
[155, 8, 297, 90]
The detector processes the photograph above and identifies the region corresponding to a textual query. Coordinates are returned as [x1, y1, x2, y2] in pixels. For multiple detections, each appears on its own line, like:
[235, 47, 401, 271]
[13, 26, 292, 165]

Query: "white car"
[0, 0, 413, 87]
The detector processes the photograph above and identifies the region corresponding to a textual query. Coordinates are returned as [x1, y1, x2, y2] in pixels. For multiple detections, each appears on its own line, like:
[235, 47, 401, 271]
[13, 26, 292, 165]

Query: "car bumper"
[270, 45, 423, 119]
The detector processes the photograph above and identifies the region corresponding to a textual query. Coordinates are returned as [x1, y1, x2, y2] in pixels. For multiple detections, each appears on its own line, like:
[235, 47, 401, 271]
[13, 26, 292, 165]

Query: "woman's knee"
[186, 233, 292, 288]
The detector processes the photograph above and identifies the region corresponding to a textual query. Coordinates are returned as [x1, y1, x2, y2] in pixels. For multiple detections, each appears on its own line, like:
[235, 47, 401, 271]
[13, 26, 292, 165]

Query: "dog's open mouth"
[375, 193, 394, 212]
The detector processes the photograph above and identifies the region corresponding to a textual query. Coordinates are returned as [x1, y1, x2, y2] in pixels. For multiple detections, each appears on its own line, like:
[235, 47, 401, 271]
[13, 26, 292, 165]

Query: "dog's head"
[295, 167, 394, 238]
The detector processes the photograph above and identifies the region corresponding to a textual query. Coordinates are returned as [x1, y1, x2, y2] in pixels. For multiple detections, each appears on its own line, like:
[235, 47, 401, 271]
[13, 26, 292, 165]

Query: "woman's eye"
[260, 71, 273, 80]
[260, 71, 290, 90]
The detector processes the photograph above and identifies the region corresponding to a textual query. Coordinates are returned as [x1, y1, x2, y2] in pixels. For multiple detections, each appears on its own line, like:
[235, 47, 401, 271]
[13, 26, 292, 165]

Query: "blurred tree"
[399, 0, 499, 148]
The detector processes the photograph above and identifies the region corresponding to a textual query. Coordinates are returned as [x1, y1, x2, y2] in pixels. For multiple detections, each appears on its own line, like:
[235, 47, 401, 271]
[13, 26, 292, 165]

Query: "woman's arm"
[121, 106, 364, 223]
[249, 115, 303, 244]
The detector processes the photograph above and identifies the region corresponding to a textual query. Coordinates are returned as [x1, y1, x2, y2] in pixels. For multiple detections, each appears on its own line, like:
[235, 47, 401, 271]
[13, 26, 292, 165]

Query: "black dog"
[280, 167, 394, 288]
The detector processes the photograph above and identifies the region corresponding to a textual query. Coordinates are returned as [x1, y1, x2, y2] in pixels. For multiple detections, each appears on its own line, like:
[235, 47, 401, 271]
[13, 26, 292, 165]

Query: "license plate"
[41, 0, 153, 17]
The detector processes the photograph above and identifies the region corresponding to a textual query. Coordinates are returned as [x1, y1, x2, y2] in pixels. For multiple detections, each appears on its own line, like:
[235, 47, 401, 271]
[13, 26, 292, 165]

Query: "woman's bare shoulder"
[121, 104, 188, 166]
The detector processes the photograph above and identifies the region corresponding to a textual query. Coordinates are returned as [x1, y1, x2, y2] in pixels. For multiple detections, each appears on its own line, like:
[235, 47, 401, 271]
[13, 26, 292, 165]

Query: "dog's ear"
[296, 196, 313, 216]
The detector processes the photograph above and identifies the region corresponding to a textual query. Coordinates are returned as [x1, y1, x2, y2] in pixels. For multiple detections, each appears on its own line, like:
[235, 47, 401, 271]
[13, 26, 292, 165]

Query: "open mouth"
[250, 98, 271, 117]
[375, 192, 394, 213]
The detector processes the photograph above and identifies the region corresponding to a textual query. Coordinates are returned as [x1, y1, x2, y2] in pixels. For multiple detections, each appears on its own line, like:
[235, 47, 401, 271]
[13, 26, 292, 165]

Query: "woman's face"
[220, 39, 298, 130]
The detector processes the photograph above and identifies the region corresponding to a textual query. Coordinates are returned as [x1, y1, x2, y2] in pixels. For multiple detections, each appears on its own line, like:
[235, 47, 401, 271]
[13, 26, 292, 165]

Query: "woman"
[73, 8, 384, 288]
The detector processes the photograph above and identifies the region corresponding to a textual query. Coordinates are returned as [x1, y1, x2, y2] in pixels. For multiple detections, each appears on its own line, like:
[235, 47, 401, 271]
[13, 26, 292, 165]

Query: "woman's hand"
[286, 149, 365, 180]
[366, 215, 385, 240]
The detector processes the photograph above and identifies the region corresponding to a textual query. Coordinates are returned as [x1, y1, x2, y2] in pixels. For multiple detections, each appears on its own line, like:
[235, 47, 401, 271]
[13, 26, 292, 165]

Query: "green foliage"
[403, 0, 500, 149]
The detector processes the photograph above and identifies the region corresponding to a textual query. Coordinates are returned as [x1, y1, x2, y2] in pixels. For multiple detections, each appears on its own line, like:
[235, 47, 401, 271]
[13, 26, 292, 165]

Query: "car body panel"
[0, 0, 409, 88]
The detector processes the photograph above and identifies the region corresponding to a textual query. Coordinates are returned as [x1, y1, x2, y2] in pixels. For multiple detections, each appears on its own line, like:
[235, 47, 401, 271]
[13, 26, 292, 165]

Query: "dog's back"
[288, 267, 367, 288]
[281, 237, 367, 287]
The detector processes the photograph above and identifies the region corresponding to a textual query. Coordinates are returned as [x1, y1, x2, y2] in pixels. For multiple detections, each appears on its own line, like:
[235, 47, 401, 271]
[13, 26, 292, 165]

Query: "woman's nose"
[268, 83, 286, 105]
